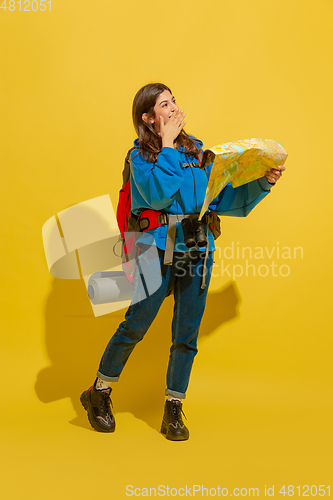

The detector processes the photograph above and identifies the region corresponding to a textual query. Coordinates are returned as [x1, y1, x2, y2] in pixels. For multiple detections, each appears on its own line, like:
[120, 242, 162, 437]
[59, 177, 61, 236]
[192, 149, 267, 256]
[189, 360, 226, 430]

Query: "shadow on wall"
[35, 278, 241, 432]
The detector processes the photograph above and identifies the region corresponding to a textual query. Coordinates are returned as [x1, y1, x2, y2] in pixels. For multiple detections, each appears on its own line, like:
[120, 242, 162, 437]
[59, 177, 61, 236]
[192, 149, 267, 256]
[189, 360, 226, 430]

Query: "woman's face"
[143, 90, 179, 133]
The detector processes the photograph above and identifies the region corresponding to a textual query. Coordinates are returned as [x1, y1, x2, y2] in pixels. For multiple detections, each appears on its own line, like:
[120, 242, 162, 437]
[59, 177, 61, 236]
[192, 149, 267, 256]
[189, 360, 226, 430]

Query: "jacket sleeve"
[130, 147, 185, 210]
[209, 176, 274, 216]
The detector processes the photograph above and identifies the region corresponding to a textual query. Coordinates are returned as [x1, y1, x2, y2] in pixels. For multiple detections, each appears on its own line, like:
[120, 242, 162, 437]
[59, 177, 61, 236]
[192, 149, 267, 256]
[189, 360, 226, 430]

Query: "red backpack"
[116, 148, 167, 283]
[116, 148, 140, 283]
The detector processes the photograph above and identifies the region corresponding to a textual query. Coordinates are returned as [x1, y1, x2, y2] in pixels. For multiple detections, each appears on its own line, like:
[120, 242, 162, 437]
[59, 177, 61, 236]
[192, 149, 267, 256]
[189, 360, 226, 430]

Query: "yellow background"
[1, 0, 332, 498]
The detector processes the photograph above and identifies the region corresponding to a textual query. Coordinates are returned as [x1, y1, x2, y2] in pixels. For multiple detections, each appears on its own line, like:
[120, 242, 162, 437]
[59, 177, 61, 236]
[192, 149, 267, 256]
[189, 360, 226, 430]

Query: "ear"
[142, 113, 154, 125]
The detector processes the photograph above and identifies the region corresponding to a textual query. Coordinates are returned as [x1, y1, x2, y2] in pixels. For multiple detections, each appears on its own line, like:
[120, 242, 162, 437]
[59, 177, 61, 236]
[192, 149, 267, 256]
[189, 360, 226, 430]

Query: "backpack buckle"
[139, 210, 168, 232]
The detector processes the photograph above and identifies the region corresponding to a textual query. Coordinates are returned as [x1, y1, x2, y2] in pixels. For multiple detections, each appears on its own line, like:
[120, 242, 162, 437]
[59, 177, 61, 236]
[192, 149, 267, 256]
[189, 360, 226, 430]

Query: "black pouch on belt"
[202, 212, 221, 240]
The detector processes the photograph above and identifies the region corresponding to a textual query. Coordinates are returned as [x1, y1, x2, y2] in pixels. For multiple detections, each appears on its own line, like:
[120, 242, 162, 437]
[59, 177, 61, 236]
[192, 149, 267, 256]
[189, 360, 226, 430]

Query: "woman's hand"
[265, 165, 286, 184]
[160, 110, 186, 149]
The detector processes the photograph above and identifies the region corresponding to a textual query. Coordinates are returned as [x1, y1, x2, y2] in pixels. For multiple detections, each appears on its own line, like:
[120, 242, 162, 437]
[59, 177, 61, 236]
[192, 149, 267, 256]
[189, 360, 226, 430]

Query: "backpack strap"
[122, 147, 137, 187]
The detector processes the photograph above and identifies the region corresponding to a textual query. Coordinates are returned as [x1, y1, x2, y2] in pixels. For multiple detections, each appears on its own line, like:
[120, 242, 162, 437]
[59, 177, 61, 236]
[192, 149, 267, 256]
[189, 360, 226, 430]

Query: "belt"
[139, 210, 213, 289]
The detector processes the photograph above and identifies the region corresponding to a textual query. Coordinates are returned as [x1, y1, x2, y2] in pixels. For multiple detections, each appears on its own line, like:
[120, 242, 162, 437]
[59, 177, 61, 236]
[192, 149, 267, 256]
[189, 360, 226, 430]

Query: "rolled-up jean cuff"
[165, 388, 186, 400]
[96, 371, 119, 383]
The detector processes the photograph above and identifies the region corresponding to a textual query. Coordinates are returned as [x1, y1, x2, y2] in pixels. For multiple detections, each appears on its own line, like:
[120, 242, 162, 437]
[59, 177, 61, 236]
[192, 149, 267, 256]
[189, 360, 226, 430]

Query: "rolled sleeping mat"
[88, 271, 133, 305]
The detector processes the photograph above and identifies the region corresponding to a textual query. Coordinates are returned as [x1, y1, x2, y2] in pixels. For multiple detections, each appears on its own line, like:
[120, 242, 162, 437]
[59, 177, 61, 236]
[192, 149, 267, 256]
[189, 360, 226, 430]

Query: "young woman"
[80, 83, 284, 440]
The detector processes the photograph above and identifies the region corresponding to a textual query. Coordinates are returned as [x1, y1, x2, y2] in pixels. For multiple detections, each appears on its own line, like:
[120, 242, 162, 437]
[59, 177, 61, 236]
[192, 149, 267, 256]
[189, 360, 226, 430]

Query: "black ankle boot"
[160, 399, 189, 441]
[80, 379, 115, 433]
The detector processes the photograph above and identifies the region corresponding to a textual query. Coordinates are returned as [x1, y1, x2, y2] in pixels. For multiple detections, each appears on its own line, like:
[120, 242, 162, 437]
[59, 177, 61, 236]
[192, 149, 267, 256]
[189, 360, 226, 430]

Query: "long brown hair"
[132, 83, 200, 163]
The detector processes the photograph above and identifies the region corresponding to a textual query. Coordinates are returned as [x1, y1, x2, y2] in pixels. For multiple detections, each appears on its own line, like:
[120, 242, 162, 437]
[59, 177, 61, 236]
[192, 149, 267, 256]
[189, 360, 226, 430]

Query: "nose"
[171, 103, 178, 113]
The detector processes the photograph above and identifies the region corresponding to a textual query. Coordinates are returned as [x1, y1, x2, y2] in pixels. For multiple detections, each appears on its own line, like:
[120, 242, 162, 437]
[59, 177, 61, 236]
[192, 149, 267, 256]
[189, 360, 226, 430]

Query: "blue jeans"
[97, 245, 214, 399]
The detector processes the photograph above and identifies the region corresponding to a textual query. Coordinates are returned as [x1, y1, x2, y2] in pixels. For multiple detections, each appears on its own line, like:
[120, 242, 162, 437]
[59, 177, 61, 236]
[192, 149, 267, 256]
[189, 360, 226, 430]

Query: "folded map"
[199, 138, 288, 219]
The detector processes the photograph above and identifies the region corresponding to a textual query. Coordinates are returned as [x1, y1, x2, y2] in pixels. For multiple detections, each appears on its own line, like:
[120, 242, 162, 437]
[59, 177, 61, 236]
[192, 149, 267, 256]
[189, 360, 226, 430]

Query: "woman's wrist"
[162, 138, 175, 149]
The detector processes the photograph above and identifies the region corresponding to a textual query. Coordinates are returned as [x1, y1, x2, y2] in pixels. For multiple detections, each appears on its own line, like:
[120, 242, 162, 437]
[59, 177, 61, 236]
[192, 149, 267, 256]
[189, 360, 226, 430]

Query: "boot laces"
[99, 390, 113, 417]
[170, 401, 187, 424]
